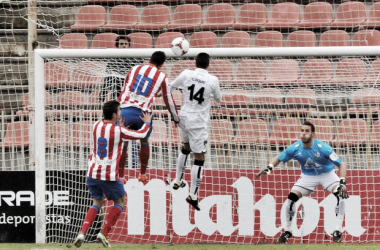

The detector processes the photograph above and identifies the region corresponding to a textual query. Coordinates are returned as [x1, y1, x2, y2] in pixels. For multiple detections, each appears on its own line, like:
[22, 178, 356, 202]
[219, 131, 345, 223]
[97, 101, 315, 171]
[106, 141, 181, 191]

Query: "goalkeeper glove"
[138, 174, 148, 184]
[256, 164, 273, 178]
[337, 178, 349, 199]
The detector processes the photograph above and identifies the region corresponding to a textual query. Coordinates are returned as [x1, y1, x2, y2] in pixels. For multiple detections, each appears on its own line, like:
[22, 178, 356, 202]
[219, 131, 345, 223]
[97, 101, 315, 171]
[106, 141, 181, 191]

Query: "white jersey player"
[169, 53, 222, 211]
[257, 121, 349, 244]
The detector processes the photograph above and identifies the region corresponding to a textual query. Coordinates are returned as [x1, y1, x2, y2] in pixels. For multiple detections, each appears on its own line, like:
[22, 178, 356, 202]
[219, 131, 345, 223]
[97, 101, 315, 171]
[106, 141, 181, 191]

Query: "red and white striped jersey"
[87, 120, 150, 181]
[118, 64, 179, 122]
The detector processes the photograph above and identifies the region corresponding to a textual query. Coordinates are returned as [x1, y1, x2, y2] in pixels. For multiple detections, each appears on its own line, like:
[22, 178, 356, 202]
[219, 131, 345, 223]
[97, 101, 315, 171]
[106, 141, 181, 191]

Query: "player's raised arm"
[256, 156, 281, 178]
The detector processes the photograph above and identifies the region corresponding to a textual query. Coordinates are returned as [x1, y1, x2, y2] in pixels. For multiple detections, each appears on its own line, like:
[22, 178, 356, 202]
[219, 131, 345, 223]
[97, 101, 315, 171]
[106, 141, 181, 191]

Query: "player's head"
[300, 121, 315, 144]
[116, 36, 130, 48]
[196, 53, 210, 69]
[103, 100, 120, 121]
[150, 51, 166, 69]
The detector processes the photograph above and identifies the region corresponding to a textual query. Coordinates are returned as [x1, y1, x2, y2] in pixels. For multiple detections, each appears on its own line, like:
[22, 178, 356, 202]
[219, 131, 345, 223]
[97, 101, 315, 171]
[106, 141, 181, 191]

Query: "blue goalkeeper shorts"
[120, 107, 153, 139]
[86, 177, 125, 201]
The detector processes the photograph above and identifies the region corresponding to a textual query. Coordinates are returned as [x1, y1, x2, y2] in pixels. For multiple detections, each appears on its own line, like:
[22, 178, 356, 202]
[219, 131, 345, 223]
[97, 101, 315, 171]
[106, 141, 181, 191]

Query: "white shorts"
[179, 114, 208, 154]
[292, 170, 339, 196]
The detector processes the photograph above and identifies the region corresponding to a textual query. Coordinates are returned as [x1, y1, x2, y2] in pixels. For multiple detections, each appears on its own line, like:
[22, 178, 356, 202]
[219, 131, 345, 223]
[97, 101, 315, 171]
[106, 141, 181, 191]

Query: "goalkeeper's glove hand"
[138, 174, 148, 184]
[256, 164, 273, 178]
[337, 178, 349, 199]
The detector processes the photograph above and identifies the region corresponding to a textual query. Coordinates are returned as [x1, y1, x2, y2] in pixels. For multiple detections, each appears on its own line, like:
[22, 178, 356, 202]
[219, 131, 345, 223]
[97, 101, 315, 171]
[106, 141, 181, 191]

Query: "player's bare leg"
[173, 143, 191, 190]
[138, 138, 149, 183]
[278, 190, 302, 243]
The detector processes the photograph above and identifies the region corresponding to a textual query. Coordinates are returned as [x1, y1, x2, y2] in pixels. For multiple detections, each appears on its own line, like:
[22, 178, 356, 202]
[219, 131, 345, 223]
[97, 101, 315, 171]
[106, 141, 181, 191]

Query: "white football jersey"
[170, 68, 221, 123]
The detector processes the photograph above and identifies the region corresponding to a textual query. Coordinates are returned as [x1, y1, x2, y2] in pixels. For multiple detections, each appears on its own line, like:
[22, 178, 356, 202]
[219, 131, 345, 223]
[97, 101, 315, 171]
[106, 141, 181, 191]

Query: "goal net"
[29, 47, 380, 244]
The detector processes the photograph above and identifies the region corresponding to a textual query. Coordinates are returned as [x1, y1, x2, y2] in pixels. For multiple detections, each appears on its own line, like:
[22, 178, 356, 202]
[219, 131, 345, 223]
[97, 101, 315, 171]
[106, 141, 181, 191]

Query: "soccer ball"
[171, 37, 189, 56]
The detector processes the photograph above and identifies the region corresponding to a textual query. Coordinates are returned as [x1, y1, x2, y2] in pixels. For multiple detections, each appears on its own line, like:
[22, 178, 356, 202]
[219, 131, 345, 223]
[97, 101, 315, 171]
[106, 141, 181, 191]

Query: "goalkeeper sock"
[80, 204, 99, 235]
[284, 193, 299, 232]
[175, 147, 190, 183]
[335, 196, 345, 231]
[102, 204, 123, 237]
[190, 160, 204, 200]
[139, 144, 149, 175]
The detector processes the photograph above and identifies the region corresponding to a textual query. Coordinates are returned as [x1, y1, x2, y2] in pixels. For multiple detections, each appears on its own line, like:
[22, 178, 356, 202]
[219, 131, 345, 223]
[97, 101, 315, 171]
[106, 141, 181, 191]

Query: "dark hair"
[150, 51, 166, 67]
[196, 52, 210, 69]
[103, 100, 120, 120]
[303, 121, 315, 133]
[115, 36, 130, 48]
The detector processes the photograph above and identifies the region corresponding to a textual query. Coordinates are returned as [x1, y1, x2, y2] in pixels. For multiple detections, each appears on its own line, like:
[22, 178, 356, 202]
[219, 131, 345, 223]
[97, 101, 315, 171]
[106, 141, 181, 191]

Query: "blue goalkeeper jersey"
[278, 139, 342, 175]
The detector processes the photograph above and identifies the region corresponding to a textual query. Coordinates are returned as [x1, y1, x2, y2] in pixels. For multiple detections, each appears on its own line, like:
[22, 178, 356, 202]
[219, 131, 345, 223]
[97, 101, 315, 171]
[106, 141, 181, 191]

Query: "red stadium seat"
[167, 4, 202, 31]
[233, 3, 267, 30]
[319, 30, 350, 47]
[364, 59, 380, 86]
[210, 119, 234, 147]
[91, 33, 118, 49]
[298, 2, 333, 29]
[308, 118, 335, 143]
[44, 61, 70, 88]
[253, 31, 283, 47]
[70, 5, 106, 32]
[269, 118, 301, 146]
[71, 120, 93, 147]
[155, 32, 184, 48]
[22, 91, 52, 107]
[285, 88, 316, 115]
[1, 121, 29, 148]
[127, 32, 153, 48]
[68, 61, 103, 88]
[169, 60, 195, 81]
[297, 59, 332, 86]
[364, 3, 380, 29]
[334, 119, 367, 147]
[263, 59, 299, 86]
[233, 59, 266, 86]
[251, 88, 283, 115]
[189, 31, 218, 48]
[233, 118, 269, 146]
[87, 91, 111, 106]
[59, 33, 88, 49]
[216, 89, 250, 116]
[220, 31, 251, 48]
[200, 3, 235, 30]
[134, 4, 170, 31]
[55, 91, 85, 107]
[331, 1, 366, 29]
[265, 2, 300, 29]
[207, 60, 233, 87]
[286, 30, 316, 47]
[330, 59, 366, 86]
[349, 88, 380, 115]
[352, 30, 380, 46]
[45, 121, 69, 147]
[370, 120, 380, 146]
[103, 5, 138, 32]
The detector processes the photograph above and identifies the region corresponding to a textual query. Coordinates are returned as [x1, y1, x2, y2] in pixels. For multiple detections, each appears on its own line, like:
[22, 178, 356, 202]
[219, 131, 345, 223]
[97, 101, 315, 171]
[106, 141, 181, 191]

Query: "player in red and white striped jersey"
[118, 51, 179, 184]
[74, 100, 152, 248]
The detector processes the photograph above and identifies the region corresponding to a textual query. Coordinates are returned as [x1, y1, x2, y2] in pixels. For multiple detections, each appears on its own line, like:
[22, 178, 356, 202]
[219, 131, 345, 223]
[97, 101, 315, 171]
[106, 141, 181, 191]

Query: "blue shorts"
[86, 177, 125, 201]
[120, 107, 153, 139]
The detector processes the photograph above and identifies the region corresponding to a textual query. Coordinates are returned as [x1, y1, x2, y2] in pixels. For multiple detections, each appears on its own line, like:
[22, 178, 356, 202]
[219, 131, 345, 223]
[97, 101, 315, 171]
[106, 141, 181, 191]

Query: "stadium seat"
[209, 119, 234, 148]
[269, 118, 301, 146]
[251, 88, 283, 115]
[349, 88, 380, 115]
[370, 120, 380, 146]
[331, 1, 366, 29]
[263, 59, 299, 86]
[216, 89, 250, 116]
[220, 31, 251, 48]
[169, 60, 195, 81]
[87, 91, 111, 107]
[91, 33, 119, 49]
[233, 59, 265, 86]
[233, 118, 269, 146]
[70, 5, 106, 32]
[352, 30, 380, 46]
[364, 59, 380, 86]
[68, 61, 103, 88]
[127, 32, 153, 48]
[55, 91, 85, 107]
[233, 3, 267, 30]
[253, 31, 283, 47]
[151, 120, 168, 146]
[265, 2, 300, 29]
[207, 60, 233, 87]
[330, 59, 366, 86]
[1, 121, 29, 148]
[44, 61, 70, 88]
[319, 30, 350, 46]
[298, 2, 333, 29]
[71, 120, 93, 147]
[103, 5, 138, 32]
[134, 4, 170, 31]
[308, 118, 335, 143]
[167, 4, 202, 31]
[189, 31, 218, 48]
[155, 32, 185, 48]
[89, 0, 115, 3]
[286, 30, 316, 47]
[364, 2, 380, 29]
[334, 118, 367, 147]
[45, 121, 69, 147]
[285, 88, 316, 115]
[200, 3, 235, 30]
[22, 91, 52, 107]
[59, 33, 88, 49]
[297, 59, 332, 86]
[170, 122, 182, 146]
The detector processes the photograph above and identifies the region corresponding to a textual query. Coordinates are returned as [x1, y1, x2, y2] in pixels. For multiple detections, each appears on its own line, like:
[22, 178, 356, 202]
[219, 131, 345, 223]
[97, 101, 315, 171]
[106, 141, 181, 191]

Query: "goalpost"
[32, 46, 380, 244]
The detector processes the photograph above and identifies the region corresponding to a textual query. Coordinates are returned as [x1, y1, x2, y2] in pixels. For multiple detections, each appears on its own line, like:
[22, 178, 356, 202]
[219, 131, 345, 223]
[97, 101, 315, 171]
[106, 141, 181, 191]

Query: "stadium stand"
[55, 91, 86, 108]
[67, 61, 103, 88]
[329, 59, 366, 86]
[207, 59, 233, 87]
[286, 30, 317, 47]
[134, 4, 170, 31]
[70, 5, 106, 32]
[103, 5, 138, 32]
[253, 31, 283, 47]
[352, 30, 380, 46]
[44, 61, 70, 88]
[59, 33, 88, 49]
[220, 31, 251, 48]
[269, 118, 301, 146]
[265, 2, 300, 30]
[298, 2, 333, 29]
[45, 121, 69, 147]
[263, 59, 299, 86]
[232, 3, 267, 30]
[319, 30, 350, 46]
[0, 121, 29, 148]
[166, 4, 202, 31]
[155, 32, 185, 48]
[334, 119, 367, 147]
[71, 120, 93, 147]
[127, 32, 153, 48]
[189, 31, 218, 48]
[91, 33, 118, 48]
[364, 2, 380, 29]
[233, 59, 266, 86]
[200, 3, 235, 30]
[297, 59, 333, 86]
[364, 59, 380, 86]
[308, 118, 335, 143]
[330, 1, 366, 29]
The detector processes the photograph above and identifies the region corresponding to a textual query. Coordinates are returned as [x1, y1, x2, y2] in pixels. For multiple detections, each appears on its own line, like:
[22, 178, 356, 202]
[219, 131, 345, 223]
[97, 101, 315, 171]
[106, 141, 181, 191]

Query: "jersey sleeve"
[213, 78, 222, 104]
[169, 70, 187, 91]
[320, 142, 342, 166]
[161, 77, 179, 122]
[119, 122, 151, 140]
[278, 144, 296, 163]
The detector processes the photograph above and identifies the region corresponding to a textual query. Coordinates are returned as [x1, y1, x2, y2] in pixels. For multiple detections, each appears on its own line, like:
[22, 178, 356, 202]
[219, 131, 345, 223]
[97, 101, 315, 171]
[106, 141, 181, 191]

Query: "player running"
[74, 100, 152, 248]
[118, 51, 179, 183]
[257, 121, 349, 243]
[169, 53, 222, 211]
